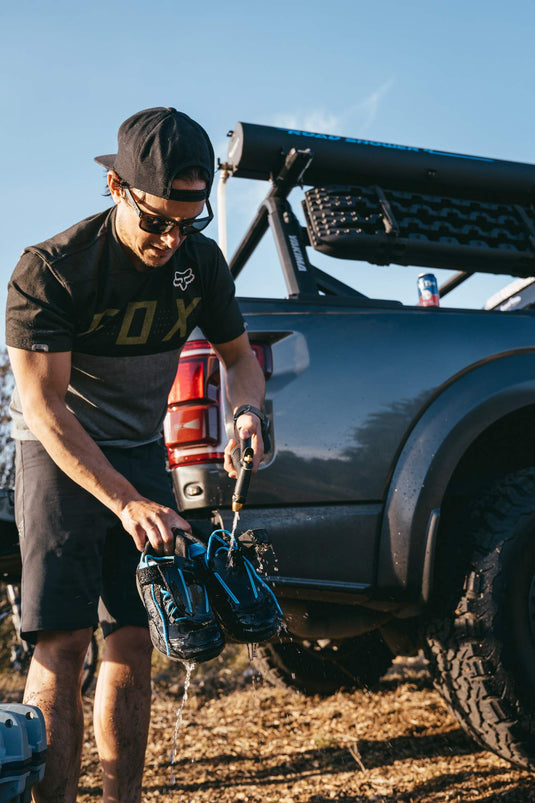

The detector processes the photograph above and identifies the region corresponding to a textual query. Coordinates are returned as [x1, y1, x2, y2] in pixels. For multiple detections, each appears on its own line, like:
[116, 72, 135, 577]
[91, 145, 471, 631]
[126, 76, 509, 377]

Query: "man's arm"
[213, 331, 266, 478]
[7, 346, 191, 554]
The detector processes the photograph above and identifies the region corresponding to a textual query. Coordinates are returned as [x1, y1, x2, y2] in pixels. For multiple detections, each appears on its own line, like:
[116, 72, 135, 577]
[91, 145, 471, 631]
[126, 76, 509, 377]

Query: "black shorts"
[14, 438, 178, 642]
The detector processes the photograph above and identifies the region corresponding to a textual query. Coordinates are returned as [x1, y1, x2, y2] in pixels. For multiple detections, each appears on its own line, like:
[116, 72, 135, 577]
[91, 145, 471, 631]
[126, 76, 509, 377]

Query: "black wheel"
[81, 634, 99, 694]
[256, 631, 394, 696]
[424, 468, 535, 769]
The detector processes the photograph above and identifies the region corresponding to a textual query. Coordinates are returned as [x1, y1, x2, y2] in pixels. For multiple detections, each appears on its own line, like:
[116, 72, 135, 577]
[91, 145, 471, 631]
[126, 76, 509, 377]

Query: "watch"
[233, 404, 271, 451]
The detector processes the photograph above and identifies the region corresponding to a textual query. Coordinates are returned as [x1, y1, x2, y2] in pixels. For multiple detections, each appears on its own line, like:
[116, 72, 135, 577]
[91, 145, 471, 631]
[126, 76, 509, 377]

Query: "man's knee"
[103, 625, 152, 665]
[33, 628, 94, 676]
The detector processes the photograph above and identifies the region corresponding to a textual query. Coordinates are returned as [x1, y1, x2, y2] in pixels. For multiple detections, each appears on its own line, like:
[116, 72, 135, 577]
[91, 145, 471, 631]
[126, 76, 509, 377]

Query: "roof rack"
[224, 123, 535, 298]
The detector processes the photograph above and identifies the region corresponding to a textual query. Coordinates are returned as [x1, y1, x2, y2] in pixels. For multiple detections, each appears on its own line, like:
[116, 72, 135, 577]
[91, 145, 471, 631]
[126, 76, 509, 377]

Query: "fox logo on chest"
[173, 268, 195, 291]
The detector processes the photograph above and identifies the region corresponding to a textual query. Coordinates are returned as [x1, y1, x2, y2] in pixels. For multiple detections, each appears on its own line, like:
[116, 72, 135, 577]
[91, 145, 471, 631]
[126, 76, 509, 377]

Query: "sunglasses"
[123, 186, 213, 236]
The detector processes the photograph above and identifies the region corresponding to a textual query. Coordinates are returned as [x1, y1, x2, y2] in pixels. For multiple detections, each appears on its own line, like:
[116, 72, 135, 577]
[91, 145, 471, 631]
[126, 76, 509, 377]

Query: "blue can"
[418, 273, 440, 307]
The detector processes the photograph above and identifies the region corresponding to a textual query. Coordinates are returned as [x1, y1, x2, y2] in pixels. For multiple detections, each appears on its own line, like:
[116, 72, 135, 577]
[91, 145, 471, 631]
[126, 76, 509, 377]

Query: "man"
[5, 107, 267, 802]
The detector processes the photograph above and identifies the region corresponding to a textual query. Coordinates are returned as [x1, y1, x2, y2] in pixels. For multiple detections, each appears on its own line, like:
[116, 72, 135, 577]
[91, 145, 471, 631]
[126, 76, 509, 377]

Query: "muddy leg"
[94, 625, 152, 803]
[24, 628, 93, 802]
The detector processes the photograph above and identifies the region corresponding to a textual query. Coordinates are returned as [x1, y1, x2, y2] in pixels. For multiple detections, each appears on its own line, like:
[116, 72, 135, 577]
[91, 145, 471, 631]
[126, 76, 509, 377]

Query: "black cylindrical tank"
[227, 122, 535, 203]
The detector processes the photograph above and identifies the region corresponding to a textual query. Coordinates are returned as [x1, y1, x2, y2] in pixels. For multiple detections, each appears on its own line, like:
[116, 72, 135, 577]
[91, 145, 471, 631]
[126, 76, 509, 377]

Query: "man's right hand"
[118, 498, 192, 555]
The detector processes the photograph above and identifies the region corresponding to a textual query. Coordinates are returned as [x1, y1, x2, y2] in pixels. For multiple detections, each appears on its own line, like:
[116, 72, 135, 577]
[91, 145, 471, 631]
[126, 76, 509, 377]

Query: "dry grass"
[72, 652, 533, 802]
[1, 649, 532, 801]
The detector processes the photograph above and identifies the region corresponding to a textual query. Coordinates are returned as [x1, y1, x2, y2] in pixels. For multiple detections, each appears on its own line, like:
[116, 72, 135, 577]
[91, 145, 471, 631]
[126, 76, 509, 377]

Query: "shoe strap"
[138, 558, 194, 595]
[139, 558, 213, 625]
[137, 565, 163, 586]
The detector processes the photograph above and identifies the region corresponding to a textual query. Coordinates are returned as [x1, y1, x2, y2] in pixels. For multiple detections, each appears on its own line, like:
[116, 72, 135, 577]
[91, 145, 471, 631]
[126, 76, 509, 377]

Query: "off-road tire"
[256, 631, 393, 696]
[424, 468, 535, 769]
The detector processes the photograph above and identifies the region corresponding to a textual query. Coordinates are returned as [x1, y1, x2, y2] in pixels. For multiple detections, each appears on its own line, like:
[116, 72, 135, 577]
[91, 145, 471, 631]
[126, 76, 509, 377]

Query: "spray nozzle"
[231, 437, 254, 513]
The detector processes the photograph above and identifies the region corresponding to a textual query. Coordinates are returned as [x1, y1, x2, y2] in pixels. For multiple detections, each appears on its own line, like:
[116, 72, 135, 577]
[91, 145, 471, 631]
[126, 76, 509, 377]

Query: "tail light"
[251, 343, 273, 379]
[165, 338, 272, 470]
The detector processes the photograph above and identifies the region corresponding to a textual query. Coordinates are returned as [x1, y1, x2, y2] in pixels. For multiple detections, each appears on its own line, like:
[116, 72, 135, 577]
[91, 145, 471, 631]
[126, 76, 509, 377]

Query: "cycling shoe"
[194, 530, 283, 644]
[136, 541, 225, 664]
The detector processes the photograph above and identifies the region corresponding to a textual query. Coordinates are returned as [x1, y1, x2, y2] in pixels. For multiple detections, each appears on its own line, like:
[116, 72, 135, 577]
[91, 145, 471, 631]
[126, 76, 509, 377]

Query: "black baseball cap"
[94, 107, 214, 202]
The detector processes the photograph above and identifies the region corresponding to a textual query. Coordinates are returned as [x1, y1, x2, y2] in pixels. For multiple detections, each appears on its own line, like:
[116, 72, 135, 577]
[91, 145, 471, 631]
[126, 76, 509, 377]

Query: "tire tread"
[425, 468, 535, 768]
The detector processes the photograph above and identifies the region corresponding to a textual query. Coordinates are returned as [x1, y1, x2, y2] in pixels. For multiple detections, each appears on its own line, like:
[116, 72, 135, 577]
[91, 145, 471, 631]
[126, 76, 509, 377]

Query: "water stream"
[163, 513, 284, 793]
[169, 661, 195, 785]
[245, 642, 261, 705]
[246, 642, 257, 663]
[227, 510, 240, 563]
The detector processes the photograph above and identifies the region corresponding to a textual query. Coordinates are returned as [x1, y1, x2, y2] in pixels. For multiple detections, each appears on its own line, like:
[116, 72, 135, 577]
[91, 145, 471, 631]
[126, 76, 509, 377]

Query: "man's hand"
[213, 332, 267, 480]
[118, 498, 192, 555]
[224, 412, 265, 478]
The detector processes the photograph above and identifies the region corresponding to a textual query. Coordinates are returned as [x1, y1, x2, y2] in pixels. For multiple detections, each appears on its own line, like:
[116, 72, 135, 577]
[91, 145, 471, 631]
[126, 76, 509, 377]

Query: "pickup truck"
[164, 123, 535, 770]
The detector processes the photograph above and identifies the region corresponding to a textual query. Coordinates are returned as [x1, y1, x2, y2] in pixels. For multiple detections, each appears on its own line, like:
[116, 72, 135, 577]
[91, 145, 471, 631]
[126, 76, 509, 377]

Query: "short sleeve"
[196, 243, 245, 345]
[5, 249, 75, 352]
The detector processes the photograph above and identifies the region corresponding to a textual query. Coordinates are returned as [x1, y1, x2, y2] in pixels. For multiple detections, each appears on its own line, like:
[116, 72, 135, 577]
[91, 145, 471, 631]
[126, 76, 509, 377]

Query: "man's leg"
[93, 625, 153, 803]
[23, 627, 94, 803]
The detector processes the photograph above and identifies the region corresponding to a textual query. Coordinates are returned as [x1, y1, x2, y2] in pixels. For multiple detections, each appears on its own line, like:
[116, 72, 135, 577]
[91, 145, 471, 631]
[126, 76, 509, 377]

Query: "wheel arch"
[377, 350, 535, 601]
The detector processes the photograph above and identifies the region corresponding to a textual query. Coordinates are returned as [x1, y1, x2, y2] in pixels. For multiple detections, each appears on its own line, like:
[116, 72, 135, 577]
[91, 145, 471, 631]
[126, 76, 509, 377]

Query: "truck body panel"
[167, 121, 535, 627]
[175, 297, 535, 600]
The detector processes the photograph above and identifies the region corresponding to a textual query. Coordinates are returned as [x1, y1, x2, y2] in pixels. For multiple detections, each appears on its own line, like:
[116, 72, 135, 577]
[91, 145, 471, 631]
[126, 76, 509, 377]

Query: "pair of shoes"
[137, 530, 282, 664]
[136, 541, 225, 664]
[196, 530, 283, 644]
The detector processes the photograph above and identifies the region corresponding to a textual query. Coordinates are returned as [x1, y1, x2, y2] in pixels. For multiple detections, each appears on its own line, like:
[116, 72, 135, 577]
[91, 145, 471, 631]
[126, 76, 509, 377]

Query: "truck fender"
[378, 350, 535, 600]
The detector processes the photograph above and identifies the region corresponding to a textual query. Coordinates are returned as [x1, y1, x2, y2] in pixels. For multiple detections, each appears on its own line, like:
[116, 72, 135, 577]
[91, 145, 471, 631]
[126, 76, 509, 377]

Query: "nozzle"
[231, 442, 254, 512]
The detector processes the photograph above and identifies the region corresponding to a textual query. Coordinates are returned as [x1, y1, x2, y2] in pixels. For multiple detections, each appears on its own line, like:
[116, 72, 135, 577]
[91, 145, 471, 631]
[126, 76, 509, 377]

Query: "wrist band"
[233, 404, 271, 451]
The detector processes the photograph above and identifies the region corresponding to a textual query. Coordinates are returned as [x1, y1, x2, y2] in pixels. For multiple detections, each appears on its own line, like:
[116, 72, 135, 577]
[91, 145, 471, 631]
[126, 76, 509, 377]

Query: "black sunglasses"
[123, 186, 213, 236]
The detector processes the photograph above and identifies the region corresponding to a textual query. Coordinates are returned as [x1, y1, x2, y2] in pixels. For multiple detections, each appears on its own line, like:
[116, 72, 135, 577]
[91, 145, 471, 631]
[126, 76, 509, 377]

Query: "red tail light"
[166, 340, 222, 469]
[251, 343, 273, 379]
[164, 405, 219, 448]
[168, 340, 219, 406]
[165, 338, 272, 470]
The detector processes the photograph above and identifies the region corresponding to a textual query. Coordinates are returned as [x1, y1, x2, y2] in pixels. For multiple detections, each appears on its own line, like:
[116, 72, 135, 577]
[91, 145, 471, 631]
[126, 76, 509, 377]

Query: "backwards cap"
[94, 107, 214, 202]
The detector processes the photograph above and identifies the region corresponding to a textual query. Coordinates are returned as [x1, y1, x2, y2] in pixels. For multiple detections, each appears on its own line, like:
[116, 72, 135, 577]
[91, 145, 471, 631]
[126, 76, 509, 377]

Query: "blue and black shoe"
[193, 530, 283, 644]
[136, 539, 225, 664]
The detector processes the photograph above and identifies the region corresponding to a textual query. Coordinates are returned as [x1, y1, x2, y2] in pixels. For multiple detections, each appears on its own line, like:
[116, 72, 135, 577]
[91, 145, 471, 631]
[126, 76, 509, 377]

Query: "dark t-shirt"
[6, 207, 245, 445]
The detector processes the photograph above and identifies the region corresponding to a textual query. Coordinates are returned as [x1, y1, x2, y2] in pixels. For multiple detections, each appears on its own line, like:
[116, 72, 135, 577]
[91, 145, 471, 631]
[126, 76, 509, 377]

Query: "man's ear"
[107, 170, 123, 205]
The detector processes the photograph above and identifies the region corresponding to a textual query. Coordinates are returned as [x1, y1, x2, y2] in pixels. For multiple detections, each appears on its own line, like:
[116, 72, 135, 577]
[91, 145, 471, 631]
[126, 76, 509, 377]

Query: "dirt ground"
[2, 650, 534, 802]
[81, 651, 534, 801]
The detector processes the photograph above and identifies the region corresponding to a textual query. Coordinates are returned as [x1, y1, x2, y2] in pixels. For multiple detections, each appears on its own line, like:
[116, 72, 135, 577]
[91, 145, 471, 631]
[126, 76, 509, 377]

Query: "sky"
[1, 0, 535, 339]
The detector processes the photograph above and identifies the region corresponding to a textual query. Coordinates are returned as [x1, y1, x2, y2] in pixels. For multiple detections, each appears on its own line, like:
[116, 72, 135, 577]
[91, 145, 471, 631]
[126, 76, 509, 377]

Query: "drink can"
[418, 273, 440, 307]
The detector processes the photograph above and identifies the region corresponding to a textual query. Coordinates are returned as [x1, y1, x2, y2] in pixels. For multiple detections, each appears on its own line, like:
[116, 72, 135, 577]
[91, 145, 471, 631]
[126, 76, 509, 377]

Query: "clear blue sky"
[1, 0, 534, 338]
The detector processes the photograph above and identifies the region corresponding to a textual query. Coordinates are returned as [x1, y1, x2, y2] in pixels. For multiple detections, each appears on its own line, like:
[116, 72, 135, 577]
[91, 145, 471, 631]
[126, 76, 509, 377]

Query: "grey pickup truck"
[164, 123, 535, 769]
